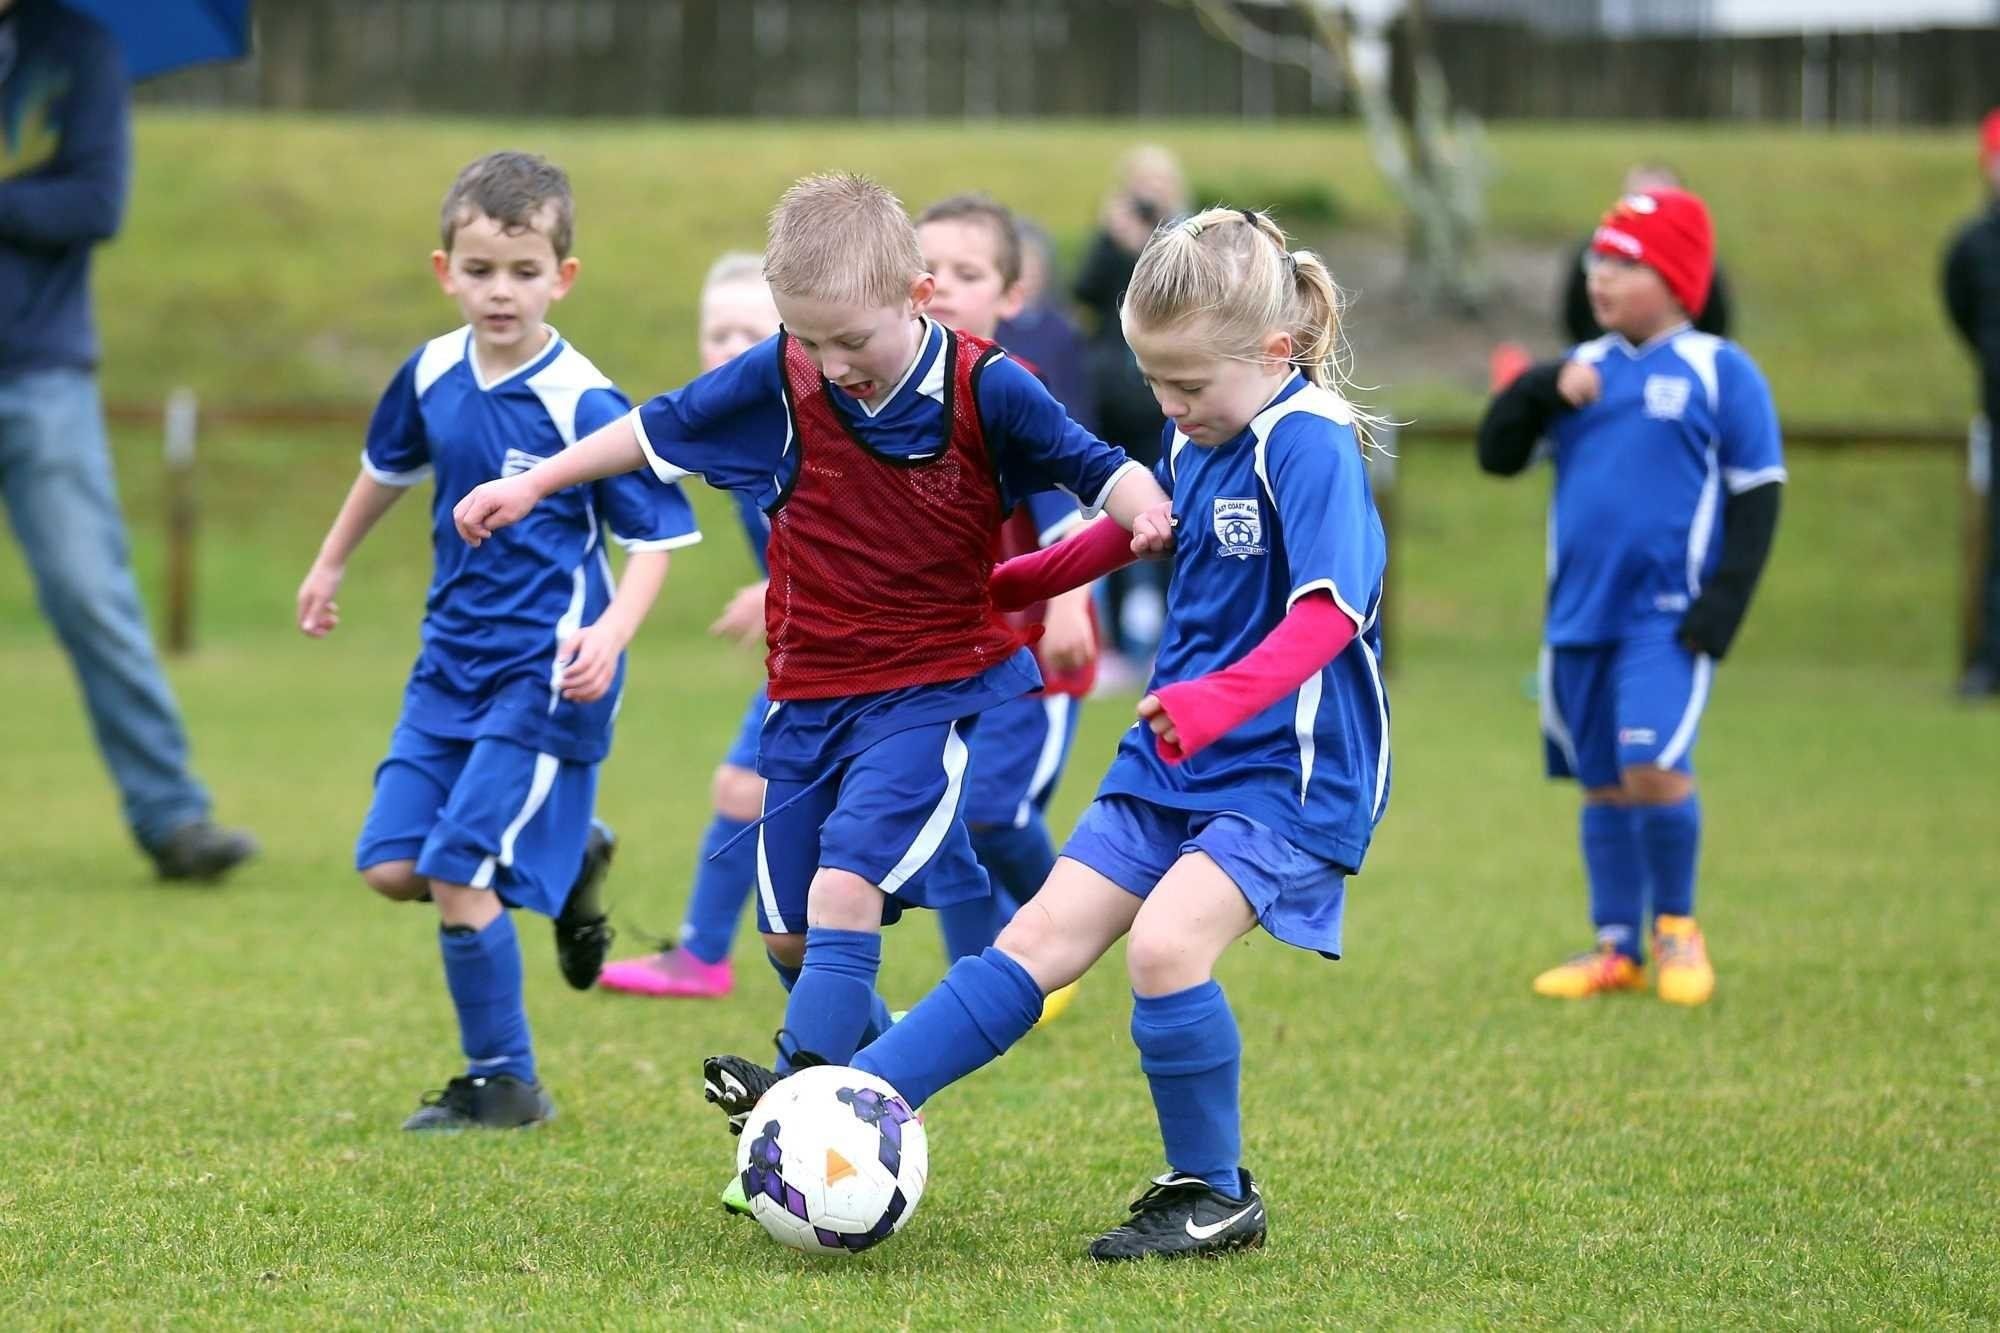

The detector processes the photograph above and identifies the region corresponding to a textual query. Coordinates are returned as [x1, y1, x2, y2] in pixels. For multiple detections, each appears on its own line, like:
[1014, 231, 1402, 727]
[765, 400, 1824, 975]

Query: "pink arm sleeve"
[1148, 592, 1358, 764]
[990, 515, 1140, 612]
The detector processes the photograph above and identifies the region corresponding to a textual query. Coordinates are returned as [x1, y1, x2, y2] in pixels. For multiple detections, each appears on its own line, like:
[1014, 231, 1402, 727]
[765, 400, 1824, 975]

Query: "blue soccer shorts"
[722, 684, 771, 772]
[1540, 623, 1712, 790]
[961, 691, 1081, 829]
[355, 721, 598, 918]
[753, 717, 989, 935]
[1061, 793, 1347, 959]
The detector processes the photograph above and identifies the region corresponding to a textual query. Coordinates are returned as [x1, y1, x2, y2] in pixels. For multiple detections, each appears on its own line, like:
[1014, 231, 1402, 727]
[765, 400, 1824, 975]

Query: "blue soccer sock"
[768, 946, 895, 1045]
[1132, 981, 1245, 1199]
[779, 926, 885, 1071]
[1636, 794, 1701, 920]
[853, 946, 1043, 1108]
[439, 913, 535, 1085]
[678, 814, 757, 965]
[938, 817, 1058, 963]
[973, 814, 1057, 913]
[1580, 803, 1648, 961]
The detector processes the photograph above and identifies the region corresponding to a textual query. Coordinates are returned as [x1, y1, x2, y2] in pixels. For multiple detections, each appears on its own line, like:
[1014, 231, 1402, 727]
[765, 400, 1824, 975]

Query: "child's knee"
[712, 764, 764, 823]
[806, 869, 883, 930]
[1620, 765, 1694, 805]
[1125, 918, 1205, 997]
[360, 860, 428, 902]
[764, 931, 806, 970]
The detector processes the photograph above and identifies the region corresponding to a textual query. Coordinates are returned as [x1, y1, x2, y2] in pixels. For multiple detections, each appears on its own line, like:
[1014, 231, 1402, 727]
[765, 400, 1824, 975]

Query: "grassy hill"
[97, 115, 1985, 425]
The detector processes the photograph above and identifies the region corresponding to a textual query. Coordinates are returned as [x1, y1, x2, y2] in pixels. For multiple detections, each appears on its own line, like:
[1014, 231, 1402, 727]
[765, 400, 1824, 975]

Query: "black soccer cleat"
[401, 1074, 555, 1132]
[1086, 1171, 1267, 1262]
[701, 1030, 826, 1135]
[553, 821, 616, 990]
[149, 820, 259, 883]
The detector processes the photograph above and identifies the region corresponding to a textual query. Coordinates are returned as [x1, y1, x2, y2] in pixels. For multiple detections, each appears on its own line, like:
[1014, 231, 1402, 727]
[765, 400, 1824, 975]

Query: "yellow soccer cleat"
[1033, 981, 1081, 1029]
[1531, 942, 1646, 999]
[1653, 915, 1715, 1007]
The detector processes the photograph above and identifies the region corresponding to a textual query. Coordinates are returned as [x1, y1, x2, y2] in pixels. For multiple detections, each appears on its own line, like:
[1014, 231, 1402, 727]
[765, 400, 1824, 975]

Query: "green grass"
[1, 419, 1995, 1326]
[96, 115, 1984, 424]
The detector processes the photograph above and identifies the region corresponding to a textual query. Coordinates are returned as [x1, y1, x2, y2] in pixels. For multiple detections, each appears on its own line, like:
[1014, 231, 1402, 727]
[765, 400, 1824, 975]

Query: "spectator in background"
[1561, 163, 1733, 345]
[0, 0, 256, 878]
[1942, 110, 2000, 700]
[995, 219, 1096, 437]
[1074, 145, 1190, 684]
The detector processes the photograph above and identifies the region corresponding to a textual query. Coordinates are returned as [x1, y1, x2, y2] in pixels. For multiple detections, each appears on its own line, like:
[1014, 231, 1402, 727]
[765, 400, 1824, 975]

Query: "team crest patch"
[1643, 375, 1691, 421]
[501, 447, 546, 478]
[1212, 497, 1266, 559]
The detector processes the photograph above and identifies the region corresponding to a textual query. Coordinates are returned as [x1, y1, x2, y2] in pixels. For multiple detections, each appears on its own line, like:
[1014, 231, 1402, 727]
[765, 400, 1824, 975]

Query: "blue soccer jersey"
[1545, 327, 1786, 645]
[1096, 375, 1391, 870]
[625, 317, 1136, 780]
[364, 327, 701, 764]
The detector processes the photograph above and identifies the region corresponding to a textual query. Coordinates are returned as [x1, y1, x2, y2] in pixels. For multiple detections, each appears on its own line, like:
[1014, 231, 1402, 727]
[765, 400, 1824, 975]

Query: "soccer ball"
[734, 1064, 928, 1256]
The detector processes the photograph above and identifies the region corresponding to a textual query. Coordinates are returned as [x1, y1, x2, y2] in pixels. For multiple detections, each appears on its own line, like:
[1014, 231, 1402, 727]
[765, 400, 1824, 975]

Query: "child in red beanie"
[1473, 186, 1787, 1007]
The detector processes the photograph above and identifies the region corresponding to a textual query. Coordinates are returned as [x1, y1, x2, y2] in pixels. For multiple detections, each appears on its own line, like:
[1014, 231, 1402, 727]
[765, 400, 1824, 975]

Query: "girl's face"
[1124, 320, 1295, 447]
[698, 279, 781, 373]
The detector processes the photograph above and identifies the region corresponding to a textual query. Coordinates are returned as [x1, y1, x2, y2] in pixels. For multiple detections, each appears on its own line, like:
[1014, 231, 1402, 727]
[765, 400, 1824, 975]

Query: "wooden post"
[163, 388, 198, 656]
[1366, 423, 1399, 672]
[1964, 416, 1991, 674]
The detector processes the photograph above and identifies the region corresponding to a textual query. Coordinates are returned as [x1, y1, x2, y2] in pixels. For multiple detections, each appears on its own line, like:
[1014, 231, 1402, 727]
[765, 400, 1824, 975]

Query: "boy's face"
[432, 207, 577, 358]
[699, 279, 781, 373]
[773, 275, 935, 407]
[918, 218, 1020, 340]
[1586, 254, 1680, 341]
[1125, 319, 1292, 448]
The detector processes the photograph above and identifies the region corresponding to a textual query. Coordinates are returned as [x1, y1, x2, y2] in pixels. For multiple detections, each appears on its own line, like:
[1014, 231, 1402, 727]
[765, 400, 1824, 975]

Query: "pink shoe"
[599, 948, 734, 998]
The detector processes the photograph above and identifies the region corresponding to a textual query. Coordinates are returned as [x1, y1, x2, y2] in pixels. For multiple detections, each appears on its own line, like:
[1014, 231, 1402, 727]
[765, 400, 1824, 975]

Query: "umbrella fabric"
[60, 0, 250, 82]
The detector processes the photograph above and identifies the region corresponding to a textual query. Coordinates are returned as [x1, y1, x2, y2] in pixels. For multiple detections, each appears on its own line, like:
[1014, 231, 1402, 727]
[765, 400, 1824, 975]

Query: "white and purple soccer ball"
[734, 1064, 928, 1256]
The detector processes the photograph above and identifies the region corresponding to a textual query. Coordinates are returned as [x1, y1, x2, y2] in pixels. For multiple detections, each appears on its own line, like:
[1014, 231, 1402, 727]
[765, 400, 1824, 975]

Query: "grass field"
[2, 419, 1995, 1327]
[3, 116, 1998, 1326]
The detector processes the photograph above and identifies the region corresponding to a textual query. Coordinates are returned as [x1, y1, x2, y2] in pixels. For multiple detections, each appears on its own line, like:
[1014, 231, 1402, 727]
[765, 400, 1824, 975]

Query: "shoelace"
[1656, 931, 1703, 966]
[417, 1076, 478, 1110]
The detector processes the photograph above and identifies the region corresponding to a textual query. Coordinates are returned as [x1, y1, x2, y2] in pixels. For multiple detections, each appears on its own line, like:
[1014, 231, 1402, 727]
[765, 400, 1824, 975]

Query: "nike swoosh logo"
[1184, 1201, 1260, 1241]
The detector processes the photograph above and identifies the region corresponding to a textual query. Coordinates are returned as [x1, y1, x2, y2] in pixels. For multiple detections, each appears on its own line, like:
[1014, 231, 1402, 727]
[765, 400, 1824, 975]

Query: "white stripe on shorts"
[756, 785, 787, 934]
[1655, 653, 1713, 770]
[1013, 695, 1073, 827]
[879, 720, 971, 895]
[471, 752, 560, 889]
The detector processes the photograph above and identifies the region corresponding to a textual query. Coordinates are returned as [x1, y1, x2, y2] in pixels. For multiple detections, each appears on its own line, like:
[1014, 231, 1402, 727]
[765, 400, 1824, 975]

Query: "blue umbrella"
[61, 0, 252, 82]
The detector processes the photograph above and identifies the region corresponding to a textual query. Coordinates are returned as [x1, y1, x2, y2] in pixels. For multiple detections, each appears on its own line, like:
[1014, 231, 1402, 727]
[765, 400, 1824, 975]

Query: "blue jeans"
[0, 367, 209, 847]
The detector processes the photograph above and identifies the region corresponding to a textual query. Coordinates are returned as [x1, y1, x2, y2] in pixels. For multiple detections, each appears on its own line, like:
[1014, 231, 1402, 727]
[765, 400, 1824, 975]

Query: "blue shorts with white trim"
[1540, 620, 1711, 790]
[1061, 793, 1347, 959]
[356, 720, 598, 918]
[962, 691, 1081, 828]
[753, 716, 990, 934]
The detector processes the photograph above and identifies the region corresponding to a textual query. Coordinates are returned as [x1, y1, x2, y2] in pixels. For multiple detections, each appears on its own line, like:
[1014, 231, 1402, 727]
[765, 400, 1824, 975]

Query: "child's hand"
[1130, 500, 1176, 557]
[297, 562, 343, 637]
[453, 475, 539, 546]
[1556, 360, 1601, 408]
[558, 620, 630, 702]
[709, 580, 768, 645]
[1040, 590, 1098, 674]
[1137, 692, 1180, 751]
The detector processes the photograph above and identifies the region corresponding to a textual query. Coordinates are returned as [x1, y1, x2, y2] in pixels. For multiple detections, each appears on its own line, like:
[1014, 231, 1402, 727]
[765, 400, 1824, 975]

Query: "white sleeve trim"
[359, 449, 431, 488]
[629, 406, 695, 484]
[1722, 464, 1787, 495]
[1037, 510, 1085, 548]
[1288, 576, 1366, 630]
[1078, 458, 1144, 519]
[612, 530, 704, 554]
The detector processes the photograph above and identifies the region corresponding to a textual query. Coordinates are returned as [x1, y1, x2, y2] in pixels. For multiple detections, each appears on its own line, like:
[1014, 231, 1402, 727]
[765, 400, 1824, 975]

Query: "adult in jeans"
[0, 0, 255, 878]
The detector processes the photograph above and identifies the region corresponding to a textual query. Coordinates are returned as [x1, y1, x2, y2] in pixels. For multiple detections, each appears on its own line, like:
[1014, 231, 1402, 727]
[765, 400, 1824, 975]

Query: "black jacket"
[1942, 202, 2000, 421]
